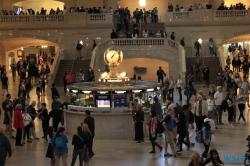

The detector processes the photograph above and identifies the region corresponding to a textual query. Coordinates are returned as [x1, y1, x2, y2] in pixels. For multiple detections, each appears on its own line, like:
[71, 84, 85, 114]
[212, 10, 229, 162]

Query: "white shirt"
[176, 79, 182, 87]
[214, 91, 223, 105]
[241, 81, 249, 94]
[207, 99, 215, 111]
[169, 80, 174, 89]
[22, 113, 32, 126]
[62, 9, 68, 14]
[237, 94, 247, 104]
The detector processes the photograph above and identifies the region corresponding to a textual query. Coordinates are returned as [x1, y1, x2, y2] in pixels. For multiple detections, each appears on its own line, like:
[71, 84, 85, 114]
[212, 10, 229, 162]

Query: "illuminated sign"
[115, 91, 126, 94]
[98, 91, 109, 94]
[146, 88, 154, 92]
[82, 91, 92, 94]
[132, 90, 142, 93]
[107, 79, 123, 82]
[72, 90, 78, 93]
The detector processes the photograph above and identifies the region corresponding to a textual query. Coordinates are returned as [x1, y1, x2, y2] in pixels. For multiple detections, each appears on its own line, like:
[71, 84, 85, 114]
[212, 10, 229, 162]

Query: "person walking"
[0, 126, 12, 165]
[1, 74, 9, 96]
[150, 97, 161, 116]
[27, 101, 39, 140]
[41, 77, 46, 96]
[38, 103, 50, 139]
[162, 108, 181, 157]
[51, 127, 68, 166]
[194, 39, 201, 57]
[194, 95, 208, 131]
[227, 93, 235, 127]
[24, 78, 32, 100]
[82, 123, 92, 166]
[201, 118, 211, 159]
[194, 59, 201, 82]
[208, 38, 215, 56]
[50, 97, 62, 132]
[203, 65, 210, 88]
[63, 73, 67, 93]
[156, 66, 165, 84]
[22, 108, 32, 144]
[10, 63, 17, 82]
[148, 110, 162, 153]
[134, 105, 144, 144]
[46, 126, 55, 166]
[3, 100, 15, 139]
[13, 104, 24, 146]
[237, 88, 247, 123]
[83, 110, 95, 159]
[214, 86, 223, 125]
[176, 107, 190, 152]
[168, 76, 175, 98]
[51, 83, 60, 101]
[35, 77, 41, 100]
[207, 94, 218, 129]
[176, 75, 183, 101]
[71, 126, 90, 166]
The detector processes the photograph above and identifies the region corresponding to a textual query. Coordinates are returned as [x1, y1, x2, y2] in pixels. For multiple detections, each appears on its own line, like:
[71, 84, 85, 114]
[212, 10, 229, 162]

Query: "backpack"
[174, 103, 182, 116]
[195, 130, 203, 143]
[155, 120, 164, 134]
[221, 96, 229, 111]
[55, 136, 64, 149]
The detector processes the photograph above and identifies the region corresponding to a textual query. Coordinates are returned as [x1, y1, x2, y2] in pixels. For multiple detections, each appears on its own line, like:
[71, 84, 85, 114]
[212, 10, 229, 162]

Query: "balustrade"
[215, 10, 248, 18]
[173, 12, 191, 19]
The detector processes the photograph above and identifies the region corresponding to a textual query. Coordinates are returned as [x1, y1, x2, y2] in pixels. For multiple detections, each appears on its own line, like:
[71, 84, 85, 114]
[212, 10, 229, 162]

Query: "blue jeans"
[71, 148, 84, 166]
[209, 47, 214, 55]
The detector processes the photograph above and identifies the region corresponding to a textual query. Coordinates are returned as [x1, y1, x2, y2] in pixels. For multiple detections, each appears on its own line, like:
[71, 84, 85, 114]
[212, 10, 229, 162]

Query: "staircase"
[54, 59, 91, 86]
[128, 23, 165, 37]
[186, 57, 221, 84]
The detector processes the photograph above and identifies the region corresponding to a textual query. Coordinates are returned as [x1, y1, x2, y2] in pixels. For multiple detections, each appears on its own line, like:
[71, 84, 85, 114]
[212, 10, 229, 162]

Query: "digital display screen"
[149, 94, 162, 105]
[96, 100, 110, 108]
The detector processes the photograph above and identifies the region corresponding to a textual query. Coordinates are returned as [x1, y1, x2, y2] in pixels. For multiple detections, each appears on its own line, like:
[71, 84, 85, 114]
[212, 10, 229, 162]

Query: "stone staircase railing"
[48, 49, 65, 86]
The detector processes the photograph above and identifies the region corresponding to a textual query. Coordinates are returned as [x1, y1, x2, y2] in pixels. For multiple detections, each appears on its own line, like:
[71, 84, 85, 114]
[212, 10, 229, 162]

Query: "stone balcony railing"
[166, 9, 250, 23]
[0, 13, 114, 28]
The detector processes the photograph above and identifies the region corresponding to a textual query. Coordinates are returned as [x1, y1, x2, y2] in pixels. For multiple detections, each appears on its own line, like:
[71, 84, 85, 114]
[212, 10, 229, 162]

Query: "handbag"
[45, 143, 53, 159]
[28, 121, 34, 127]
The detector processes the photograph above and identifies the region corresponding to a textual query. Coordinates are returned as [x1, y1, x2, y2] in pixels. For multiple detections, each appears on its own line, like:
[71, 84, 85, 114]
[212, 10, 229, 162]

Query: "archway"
[0, 37, 59, 72]
[13, 0, 65, 14]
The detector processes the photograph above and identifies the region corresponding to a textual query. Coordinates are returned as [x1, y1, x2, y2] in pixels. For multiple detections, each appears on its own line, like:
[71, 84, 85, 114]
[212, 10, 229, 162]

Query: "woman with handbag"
[71, 126, 90, 166]
[82, 124, 92, 166]
[148, 110, 162, 153]
[13, 104, 24, 146]
[22, 108, 32, 144]
[46, 126, 55, 166]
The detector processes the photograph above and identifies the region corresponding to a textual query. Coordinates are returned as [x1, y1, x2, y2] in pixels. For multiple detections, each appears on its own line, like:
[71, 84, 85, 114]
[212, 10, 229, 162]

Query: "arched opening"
[117, 58, 169, 81]
[0, 37, 59, 72]
[13, 0, 65, 14]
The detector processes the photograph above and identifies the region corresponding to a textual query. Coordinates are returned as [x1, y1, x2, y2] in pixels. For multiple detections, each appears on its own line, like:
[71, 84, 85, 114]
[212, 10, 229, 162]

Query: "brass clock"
[104, 49, 123, 66]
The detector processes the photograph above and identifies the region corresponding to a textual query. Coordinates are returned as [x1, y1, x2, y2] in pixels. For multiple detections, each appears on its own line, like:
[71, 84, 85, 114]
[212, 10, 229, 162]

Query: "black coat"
[84, 116, 95, 137]
[176, 111, 186, 134]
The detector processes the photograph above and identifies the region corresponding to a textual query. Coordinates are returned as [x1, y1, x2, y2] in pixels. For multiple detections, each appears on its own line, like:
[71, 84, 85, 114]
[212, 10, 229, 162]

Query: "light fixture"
[21, 47, 23, 50]
[139, 0, 146, 6]
[198, 38, 202, 44]
[79, 40, 83, 45]
[120, 72, 126, 77]
[101, 72, 108, 78]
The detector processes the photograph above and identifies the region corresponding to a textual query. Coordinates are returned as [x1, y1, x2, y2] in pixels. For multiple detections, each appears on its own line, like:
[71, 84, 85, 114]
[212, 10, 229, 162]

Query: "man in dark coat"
[49, 97, 62, 132]
[0, 127, 12, 165]
[83, 110, 95, 158]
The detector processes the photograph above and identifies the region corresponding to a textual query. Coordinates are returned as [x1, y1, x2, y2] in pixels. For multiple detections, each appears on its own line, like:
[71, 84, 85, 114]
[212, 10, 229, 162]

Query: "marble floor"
[1, 73, 248, 166]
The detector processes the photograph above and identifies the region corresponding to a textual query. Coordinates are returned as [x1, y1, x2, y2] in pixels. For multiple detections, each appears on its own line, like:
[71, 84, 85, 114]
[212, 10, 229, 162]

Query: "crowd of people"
[168, 1, 213, 12]
[0, 59, 97, 165]
[217, 2, 248, 10]
[129, 55, 249, 163]
[1, 6, 115, 16]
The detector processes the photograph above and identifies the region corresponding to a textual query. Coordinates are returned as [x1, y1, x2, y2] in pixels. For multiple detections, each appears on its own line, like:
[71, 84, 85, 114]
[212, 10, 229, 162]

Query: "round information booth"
[65, 81, 163, 138]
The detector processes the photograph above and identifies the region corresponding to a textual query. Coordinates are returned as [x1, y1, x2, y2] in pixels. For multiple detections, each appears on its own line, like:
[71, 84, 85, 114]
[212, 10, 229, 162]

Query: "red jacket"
[13, 109, 24, 129]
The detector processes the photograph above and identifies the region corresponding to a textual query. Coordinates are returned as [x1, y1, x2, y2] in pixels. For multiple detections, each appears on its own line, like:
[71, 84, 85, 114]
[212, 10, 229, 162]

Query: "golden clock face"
[105, 50, 120, 64]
